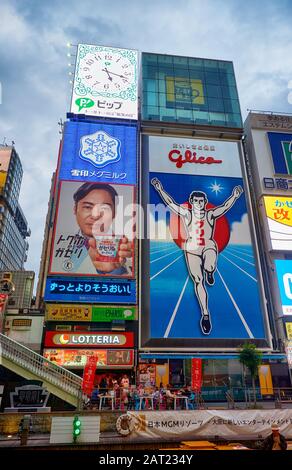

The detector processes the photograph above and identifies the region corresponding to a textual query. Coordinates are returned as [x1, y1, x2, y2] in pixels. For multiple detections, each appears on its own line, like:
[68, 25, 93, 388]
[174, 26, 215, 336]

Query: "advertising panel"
[46, 304, 92, 321]
[71, 44, 138, 120]
[49, 180, 135, 278]
[268, 132, 292, 175]
[285, 323, 292, 340]
[191, 358, 202, 391]
[44, 277, 136, 304]
[59, 121, 137, 185]
[43, 348, 134, 368]
[0, 148, 11, 190]
[45, 304, 136, 321]
[275, 260, 292, 315]
[263, 196, 292, 251]
[141, 136, 267, 348]
[82, 356, 97, 395]
[44, 331, 134, 348]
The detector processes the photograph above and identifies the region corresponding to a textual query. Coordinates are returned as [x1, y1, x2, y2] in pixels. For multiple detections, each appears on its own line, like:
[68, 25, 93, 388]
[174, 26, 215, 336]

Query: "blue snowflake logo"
[79, 130, 121, 168]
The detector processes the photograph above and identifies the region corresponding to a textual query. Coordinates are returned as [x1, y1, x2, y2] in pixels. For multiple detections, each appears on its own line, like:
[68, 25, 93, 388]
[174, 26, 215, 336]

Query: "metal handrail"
[0, 333, 82, 398]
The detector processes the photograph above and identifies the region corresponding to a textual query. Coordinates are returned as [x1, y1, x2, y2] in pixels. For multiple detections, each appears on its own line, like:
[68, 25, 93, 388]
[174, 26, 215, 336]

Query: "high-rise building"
[0, 145, 30, 270]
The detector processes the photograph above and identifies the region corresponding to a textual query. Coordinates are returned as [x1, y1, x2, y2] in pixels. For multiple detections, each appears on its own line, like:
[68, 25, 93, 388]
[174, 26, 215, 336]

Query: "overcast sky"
[0, 0, 292, 284]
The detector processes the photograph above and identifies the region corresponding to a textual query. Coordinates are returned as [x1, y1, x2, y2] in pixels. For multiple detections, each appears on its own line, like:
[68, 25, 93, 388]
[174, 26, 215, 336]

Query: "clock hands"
[102, 67, 113, 81]
[102, 68, 129, 82]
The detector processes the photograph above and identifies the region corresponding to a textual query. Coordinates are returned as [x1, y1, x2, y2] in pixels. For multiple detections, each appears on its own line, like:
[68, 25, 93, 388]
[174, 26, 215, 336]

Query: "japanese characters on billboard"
[49, 180, 135, 278]
[44, 276, 136, 303]
[141, 136, 268, 348]
[82, 356, 97, 395]
[191, 358, 202, 391]
[274, 260, 292, 316]
[59, 121, 137, 185]
[70, 44, 138, 120]
[267, 132, 292, 175]
[45, 303, 136, 321]
[44, 331, 134, 348]
[43, 348, 134, 368]
[263, 196, 292, 251]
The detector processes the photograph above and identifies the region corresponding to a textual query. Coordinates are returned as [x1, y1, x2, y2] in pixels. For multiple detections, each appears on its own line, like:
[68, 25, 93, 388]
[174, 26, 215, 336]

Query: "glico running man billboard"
[140, 136, 269, 349]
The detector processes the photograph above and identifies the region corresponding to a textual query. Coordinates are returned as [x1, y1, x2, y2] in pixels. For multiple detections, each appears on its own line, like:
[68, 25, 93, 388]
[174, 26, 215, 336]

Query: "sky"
[0, 0, 292, 285]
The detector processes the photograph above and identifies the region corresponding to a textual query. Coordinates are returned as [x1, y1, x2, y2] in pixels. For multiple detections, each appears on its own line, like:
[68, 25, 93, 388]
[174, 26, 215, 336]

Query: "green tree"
[238, 342, 262, 407]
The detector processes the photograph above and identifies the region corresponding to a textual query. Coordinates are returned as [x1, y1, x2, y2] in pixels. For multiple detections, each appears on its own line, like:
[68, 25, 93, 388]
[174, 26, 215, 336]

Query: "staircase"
[0, 333, 82, 407]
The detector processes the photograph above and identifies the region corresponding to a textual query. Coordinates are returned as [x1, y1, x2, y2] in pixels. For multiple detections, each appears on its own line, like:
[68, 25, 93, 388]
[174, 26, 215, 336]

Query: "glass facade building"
[0, 146, 30, 271]
[142, 53, 242, 128]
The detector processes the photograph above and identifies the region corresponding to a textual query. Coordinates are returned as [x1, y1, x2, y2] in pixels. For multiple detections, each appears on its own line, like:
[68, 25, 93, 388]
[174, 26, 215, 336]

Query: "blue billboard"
[268, 132, 292, 175]
[141, 136, 268, 349]
[59, 121, 137, 185]
[275, 260, 292, 316]
[44, 276, 136, 304]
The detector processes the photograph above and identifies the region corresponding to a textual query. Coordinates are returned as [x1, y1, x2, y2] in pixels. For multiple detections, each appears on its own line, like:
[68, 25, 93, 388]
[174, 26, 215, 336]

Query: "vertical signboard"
[82, 356, 98, 395]
[141, 136, 268, 348]
[0, 294, 8, 332]
[191, 359, 202, 391]
[0, 148, 12, 191]
[71, 44, 138, 120]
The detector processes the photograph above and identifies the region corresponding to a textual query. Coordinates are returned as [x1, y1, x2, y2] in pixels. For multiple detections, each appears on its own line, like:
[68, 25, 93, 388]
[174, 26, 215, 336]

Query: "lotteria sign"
[44, 331, 134, 348]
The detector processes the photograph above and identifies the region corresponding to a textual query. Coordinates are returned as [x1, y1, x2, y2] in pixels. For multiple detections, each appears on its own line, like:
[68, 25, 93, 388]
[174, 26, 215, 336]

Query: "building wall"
[4, 314, 44, 352]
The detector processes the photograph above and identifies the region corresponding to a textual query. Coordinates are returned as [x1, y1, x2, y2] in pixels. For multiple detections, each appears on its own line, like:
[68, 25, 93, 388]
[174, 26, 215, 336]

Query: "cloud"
[229, 214, 252, 245]
[0, 0, 291, 287]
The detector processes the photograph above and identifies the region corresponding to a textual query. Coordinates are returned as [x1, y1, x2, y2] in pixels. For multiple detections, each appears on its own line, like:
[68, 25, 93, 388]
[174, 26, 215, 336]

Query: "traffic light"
[73, 416, 81, 442]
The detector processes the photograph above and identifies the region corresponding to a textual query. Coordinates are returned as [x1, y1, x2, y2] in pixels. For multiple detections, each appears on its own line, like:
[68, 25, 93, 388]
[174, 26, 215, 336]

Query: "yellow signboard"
[285, 323, 292, 340]
[258, 365, 273, 395]
[46, 304, 92, 321]
[166, 77, 204, 105]
[264, 196, 292, 228]
[0, 148, 12, 191]
[263, 196, 292, 251]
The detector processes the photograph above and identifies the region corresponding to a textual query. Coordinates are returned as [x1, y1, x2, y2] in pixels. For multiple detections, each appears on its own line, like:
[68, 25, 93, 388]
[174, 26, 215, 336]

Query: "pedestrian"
[259, 424, 287, 450]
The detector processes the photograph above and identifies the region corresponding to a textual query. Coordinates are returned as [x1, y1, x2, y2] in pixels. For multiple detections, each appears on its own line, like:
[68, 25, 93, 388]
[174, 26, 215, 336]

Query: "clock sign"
[71, 44, 138, 120]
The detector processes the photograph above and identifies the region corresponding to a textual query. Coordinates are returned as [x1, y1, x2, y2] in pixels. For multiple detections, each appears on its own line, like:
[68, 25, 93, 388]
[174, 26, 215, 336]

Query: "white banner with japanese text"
[116, 410, 292, 439]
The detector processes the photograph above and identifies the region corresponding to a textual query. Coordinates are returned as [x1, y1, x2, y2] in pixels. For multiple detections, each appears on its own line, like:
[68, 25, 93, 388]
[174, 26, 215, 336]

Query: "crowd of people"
[85, 376, 198, 411]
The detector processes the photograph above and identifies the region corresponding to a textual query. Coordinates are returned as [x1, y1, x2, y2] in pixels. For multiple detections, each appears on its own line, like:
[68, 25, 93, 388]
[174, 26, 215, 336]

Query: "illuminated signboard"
[71, 44, 138, 120]
[141, 135, 268, 349]
[46, 304, 136, 321]
[43, 349, 134, 368]
[263, 196, 292, 251]
[275, 260, 292, 315]
[46, 304, 92, 322]
[268, 132, 292, 175]
[49, 180, 135, 278]
[285, 323, 292, 340]
[59, 121, 137, 185]
[91, 305, 136, 321]
[44, 331, 134, 348]
[44, 277, 136, 304]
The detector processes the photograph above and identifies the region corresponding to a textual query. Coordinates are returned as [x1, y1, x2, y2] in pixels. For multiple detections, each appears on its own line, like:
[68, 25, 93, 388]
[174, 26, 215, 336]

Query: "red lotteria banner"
[44, 331, 134, 348]
[191, 358, 202, 391]
[82, 356, 97, 395]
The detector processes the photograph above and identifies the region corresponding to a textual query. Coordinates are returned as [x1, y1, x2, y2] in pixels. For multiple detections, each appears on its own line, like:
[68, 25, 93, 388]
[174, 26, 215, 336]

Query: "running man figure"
[151, 178, 243, 335]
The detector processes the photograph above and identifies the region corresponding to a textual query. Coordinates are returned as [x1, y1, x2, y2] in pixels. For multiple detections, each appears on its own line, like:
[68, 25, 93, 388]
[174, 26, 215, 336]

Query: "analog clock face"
[78, 49, 136, 95]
